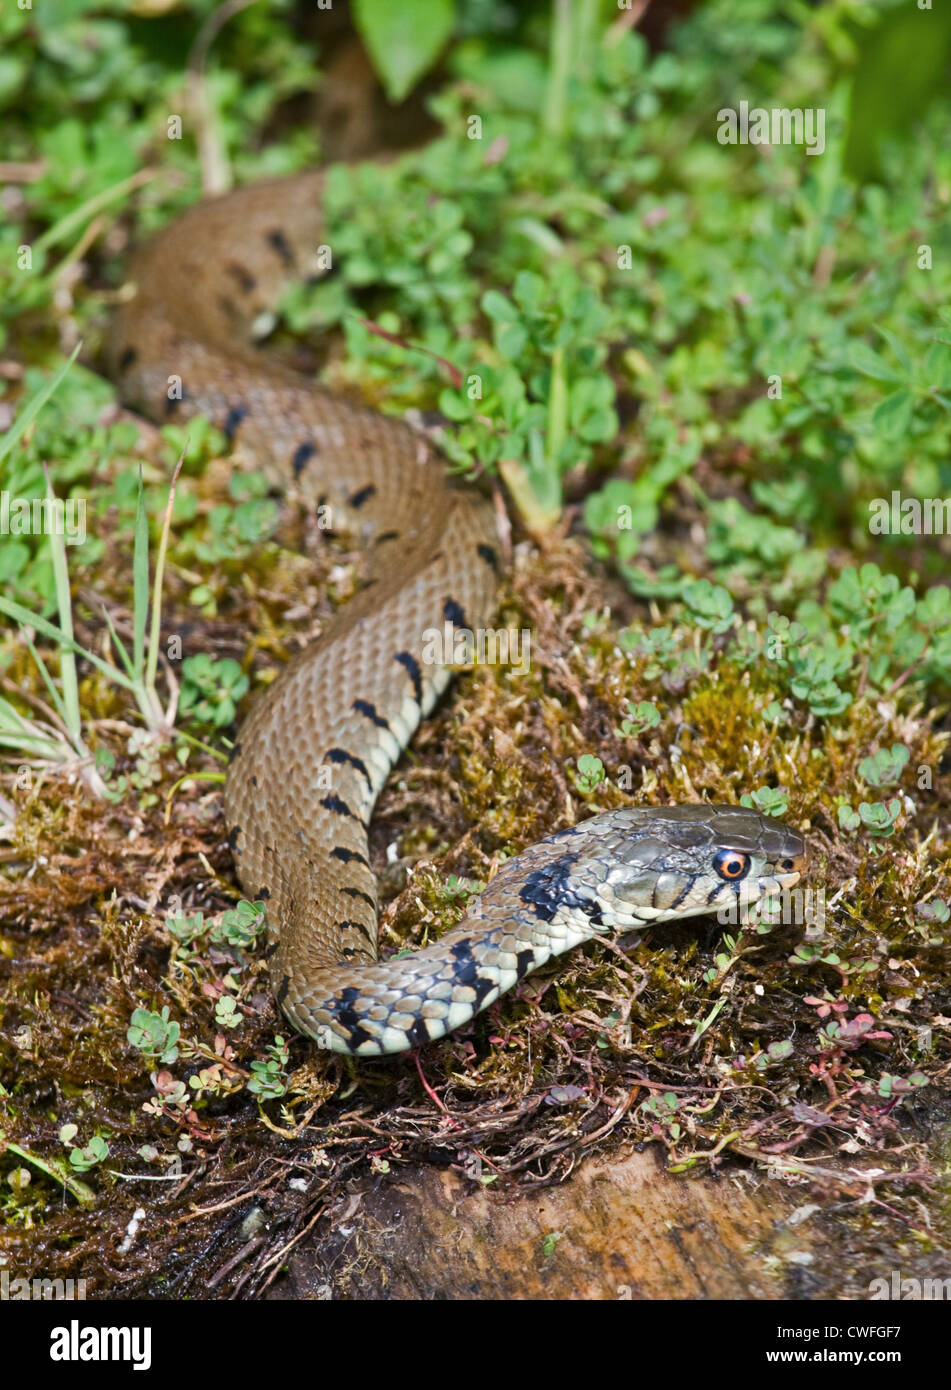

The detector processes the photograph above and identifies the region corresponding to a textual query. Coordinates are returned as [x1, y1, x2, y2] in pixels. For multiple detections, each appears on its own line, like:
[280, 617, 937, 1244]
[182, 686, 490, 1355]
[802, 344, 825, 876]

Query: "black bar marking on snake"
[267, 228, 295, 266]
[518, 853, 603, 926]
[375, 530, 400, 545]
[477, 543, 499, 572]
[335, 988, 375, 1050]
[339, 918, 375, 946]
[264, 941, 279, 960]
[515, 948, 535, 979]
[229, 740, 242, 762]
[331, 846, 370, 869]
[450, 934, 497, 1011]
[292, 441, 317, 476]
[405, 1017, 431, 1048]
[451, 939, 494, 1003]
[276, 975, 291, 1007]
[226, 262, 257, 293]
[352, 698, 391, 731]
[227, 825, 242, 850]
[258, 886, 271, 900]
[443, 598, 466, 627]
[665, 879, 692, 912]
[320, 793, 357, 820]
[223, 404, 249, 443]
[325, 747, 371, 784]
[349, 484, 376, 508]
[394, 651, 423, 704]
[342, 885, 375, 909]
[119, 347, 138, 371]
[250, 774, 258, 787]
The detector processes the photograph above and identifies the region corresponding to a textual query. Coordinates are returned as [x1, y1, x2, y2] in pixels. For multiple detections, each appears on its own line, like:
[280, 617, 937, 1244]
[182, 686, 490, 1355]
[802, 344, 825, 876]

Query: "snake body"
[108, 170, 806, 1055]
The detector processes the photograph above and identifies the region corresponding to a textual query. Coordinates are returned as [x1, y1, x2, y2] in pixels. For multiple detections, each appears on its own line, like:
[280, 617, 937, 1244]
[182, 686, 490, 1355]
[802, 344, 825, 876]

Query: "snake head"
[568, 803, 807, 929]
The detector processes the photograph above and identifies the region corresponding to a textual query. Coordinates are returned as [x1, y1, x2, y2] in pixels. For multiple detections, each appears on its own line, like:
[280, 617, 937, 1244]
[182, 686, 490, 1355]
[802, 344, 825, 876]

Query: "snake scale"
[108, 169, 806, 1056]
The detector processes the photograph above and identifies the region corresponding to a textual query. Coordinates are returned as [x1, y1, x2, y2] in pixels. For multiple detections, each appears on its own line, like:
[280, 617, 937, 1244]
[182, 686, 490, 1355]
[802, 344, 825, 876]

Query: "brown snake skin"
[108, 170, 806, 1055]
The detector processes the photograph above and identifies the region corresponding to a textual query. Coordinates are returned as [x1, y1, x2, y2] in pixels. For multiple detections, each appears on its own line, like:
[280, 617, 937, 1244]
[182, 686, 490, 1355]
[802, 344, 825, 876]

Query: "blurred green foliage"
[2, 0, 950, 698]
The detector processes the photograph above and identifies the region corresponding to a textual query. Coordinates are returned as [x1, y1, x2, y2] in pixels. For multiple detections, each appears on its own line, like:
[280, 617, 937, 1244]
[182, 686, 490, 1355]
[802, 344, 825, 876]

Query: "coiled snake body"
[109, 171, 806, 1056]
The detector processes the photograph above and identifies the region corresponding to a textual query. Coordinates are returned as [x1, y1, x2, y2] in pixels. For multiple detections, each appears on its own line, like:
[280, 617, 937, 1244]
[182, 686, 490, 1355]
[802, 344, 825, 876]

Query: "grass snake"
[108, 171, 806, 1056]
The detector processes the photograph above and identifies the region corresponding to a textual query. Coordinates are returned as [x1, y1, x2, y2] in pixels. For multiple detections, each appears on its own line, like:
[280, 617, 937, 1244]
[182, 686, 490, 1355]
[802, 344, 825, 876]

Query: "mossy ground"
[1, 440, 949, 1296]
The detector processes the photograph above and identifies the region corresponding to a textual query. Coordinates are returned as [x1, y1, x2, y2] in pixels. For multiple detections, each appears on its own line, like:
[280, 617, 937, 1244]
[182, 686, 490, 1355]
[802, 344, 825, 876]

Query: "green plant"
[837, 798, 903, 838]
[858, 744, 910, 788]
[440, 267, 619, 530]
[214, 996, 243, 1029]
[178, 655, 249, 730]
[618, 700, 661, 738]
[573, 753, 605, 795]
[0, 367, 186, 789]
[127, 1007, 181, 1066]
[740, 787, 790, 819]
[247, 1036, 289, 1100]
[441, 874, 485, 902]
[211, 899, 266, 950]
[61, 1129, 109, 1173]
[352, 0, 454, 103]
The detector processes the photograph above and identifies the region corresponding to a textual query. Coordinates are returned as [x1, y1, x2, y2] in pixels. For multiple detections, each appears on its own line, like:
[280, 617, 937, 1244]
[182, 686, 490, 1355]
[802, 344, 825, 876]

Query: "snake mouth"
[772, 844, 807, 891]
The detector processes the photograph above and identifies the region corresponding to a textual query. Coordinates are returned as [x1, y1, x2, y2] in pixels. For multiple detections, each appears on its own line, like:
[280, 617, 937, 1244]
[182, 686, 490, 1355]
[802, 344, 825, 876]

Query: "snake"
[107, 168, 807, 1056]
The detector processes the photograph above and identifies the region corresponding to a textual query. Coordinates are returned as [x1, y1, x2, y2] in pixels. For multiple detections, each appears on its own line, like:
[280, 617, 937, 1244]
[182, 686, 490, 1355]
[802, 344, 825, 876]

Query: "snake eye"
[713, 849, 750, 881]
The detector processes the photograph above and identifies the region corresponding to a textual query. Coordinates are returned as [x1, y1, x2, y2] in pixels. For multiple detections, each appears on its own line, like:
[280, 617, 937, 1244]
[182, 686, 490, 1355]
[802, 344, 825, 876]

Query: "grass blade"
[0, 345, 80, 469]
[132, 464, 149, 680]
[99, 604, 136, 682]
[42, 463, 81, 747]
[20, 632, 73, 738]
[0, 596, 137, 693]
[145, 447, 186, 698]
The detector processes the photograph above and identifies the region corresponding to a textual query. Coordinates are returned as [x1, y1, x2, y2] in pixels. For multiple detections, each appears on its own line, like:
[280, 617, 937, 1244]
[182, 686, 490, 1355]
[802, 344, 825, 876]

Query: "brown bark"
[268, 1146, 830, 1300]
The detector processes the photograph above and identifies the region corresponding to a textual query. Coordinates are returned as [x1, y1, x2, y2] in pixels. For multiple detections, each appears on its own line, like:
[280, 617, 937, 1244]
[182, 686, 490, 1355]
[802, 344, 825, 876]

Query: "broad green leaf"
[875, 327, 911, 376]
[481, 289, 518, 322]
[850, 342, 902, 383]
[352, 0, 454, 103]
[923, 341, 951, 390]
[872, 389, 914, 439]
